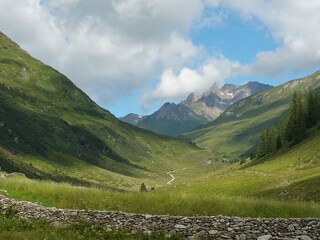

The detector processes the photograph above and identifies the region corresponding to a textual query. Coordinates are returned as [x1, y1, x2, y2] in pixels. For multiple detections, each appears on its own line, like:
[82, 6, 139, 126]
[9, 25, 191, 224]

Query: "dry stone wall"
[0, 195, 319, 239]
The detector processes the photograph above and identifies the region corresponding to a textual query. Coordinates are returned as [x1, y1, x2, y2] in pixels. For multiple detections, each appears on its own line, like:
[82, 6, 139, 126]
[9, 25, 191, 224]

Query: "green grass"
[175, 130, 320, 203]
[1, 175, 320, 218]
[1, 128, 320, 219]
[1, 130, 320, 240]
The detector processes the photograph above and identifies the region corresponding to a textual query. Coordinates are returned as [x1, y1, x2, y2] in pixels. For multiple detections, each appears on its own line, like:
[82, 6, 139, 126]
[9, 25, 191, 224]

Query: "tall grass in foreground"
[1, 177, 320, 218]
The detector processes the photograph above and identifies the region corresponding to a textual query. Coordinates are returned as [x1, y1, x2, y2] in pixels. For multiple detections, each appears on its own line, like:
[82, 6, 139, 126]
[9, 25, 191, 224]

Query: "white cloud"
[0, 0, 205, 104]
[145, 56, 240, 101]
[1, 0, 320, 112]
[146, 0, 320, 104]
[225, 0, 320, 76]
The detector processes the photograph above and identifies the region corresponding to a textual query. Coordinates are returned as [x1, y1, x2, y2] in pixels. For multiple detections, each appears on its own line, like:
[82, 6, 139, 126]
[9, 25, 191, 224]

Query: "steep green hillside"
[176, 127, 320, 202]
[0, 32, 212, 189]
[1, 130, 320, 218]
[137, 102, 208, 137]
[184, 71, 320, 156]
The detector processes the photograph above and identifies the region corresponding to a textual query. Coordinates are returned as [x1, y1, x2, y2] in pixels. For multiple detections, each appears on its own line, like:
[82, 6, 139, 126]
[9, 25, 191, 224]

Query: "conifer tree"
[140, 183, 147, 192]
[285, 91, 305, 144]
[305, 90, 318, 128]
[256, 129, 269, 157]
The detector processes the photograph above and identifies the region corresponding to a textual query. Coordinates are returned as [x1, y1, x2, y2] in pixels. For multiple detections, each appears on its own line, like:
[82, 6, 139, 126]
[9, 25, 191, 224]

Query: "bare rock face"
[0, 195, 319, 239]
[185, 81, 273, 121]
[122, 81, 272, 137]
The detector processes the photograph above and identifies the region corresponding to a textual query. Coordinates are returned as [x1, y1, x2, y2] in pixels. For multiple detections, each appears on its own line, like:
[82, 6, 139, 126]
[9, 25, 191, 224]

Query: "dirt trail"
[166, 172, 175, 185]
[166, 165, 198, 185]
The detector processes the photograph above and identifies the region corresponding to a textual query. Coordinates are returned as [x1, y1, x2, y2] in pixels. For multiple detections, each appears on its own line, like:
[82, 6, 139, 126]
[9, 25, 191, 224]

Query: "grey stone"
[208, 230, 218, 235]
[239, 233, 246, 240]
[220, 235, 232, 239]
[143, 230, 152, 235]
[257, 235, 272, 240]
[288, 224, 295, 231]
[192, 225, 201, 231]
[307, 220, 315, 226]
[70, 211, 78, 216]
[174, 224, 186, 229]
[298, 235, 312, 240]
[145, 214, 152, 219]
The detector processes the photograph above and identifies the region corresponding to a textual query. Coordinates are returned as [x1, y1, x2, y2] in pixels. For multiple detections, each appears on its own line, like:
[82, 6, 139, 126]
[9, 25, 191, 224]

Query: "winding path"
[166, 165, 198, 185]
[166, 172, 175, 185]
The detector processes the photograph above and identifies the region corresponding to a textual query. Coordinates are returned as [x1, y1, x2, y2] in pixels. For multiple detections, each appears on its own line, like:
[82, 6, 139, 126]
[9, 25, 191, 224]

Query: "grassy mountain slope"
[137, 102, 208, 137]
[0, 32, 212, 189]
[184, 71, 320, 156]
[1, 129, 320, 218]
[176, 127, 320, 202]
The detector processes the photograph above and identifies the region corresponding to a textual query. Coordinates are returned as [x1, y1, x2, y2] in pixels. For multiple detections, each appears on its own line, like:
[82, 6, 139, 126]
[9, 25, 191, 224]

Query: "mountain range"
[184, 70, 320, 157]
[120, 81, 272, 136]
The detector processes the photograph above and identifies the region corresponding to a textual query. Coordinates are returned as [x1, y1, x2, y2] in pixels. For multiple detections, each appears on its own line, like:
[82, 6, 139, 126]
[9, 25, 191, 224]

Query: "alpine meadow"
[1, 1, 320, 239]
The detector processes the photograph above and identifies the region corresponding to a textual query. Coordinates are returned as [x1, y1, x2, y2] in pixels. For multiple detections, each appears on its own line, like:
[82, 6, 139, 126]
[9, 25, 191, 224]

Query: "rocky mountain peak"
[184, 92, 200, 104]
[220, 83, 238, 93]
[203, 82, 221, 97]
[119, 80, 273, 137]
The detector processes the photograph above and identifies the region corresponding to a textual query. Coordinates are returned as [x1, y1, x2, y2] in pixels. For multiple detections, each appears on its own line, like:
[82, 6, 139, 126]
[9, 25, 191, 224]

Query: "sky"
[1, 0, 320, 117]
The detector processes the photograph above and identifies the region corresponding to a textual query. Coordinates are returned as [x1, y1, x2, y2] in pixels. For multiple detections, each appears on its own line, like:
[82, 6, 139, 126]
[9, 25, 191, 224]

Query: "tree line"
[256, 89, 320, 158]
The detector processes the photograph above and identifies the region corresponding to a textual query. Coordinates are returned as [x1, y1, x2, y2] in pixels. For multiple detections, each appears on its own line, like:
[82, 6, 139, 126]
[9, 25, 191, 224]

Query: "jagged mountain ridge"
[121, 81, 272, 136]
[184, 70, 320, 157]
[185, 81, 273, 121]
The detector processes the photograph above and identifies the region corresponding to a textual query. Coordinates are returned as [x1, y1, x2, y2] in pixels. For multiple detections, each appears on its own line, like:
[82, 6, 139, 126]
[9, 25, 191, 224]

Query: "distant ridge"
[184, 70, 320, 156]
[120, 81, 272, 136]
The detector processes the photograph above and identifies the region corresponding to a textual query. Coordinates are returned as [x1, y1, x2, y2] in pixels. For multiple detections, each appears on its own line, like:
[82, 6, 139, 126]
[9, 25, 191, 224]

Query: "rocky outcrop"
[0, 195, 319, 239]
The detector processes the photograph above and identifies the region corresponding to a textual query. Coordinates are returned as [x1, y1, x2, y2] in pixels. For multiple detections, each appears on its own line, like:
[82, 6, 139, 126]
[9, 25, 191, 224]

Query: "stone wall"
[0, 195, 319, 239]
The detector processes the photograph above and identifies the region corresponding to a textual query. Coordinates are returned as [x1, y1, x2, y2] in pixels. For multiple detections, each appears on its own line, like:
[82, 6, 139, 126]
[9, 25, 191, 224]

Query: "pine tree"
[305, 90, 317, 128]
[285, 91, 305, 144]
[276, 133, 282, 150]
[140, 183, 147, 192]
[267, 126, 278, 153]
[255, 91, 320, 159]
[256, 129, 269, 157]
[278, 117, 287, 144]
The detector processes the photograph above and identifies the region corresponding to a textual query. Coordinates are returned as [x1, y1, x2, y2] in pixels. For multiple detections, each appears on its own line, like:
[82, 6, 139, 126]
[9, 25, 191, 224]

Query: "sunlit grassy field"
[1, 130, 320, 240]
[1, 174, 320, 218]
[2, 131, 320, 219]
